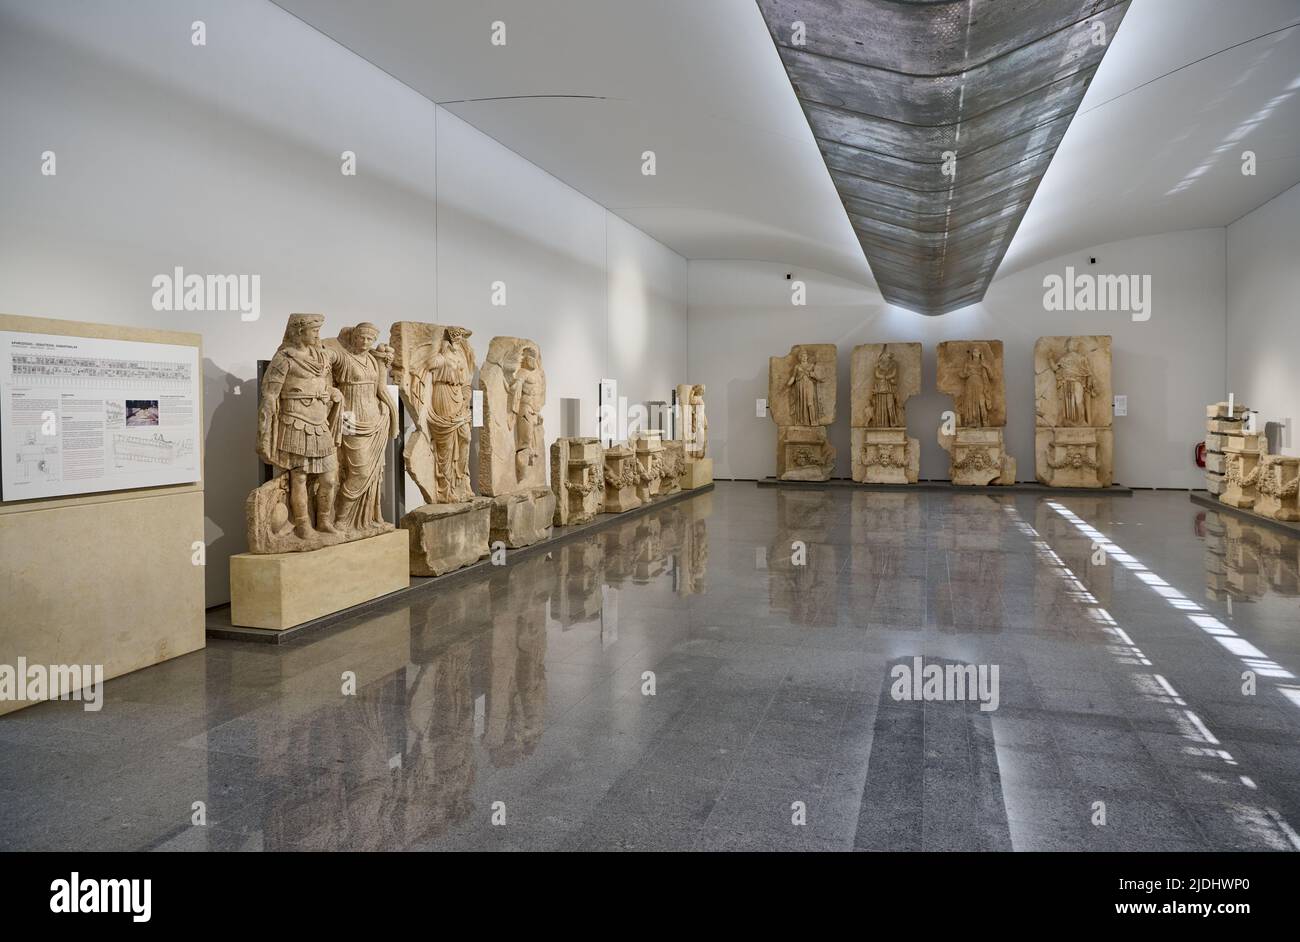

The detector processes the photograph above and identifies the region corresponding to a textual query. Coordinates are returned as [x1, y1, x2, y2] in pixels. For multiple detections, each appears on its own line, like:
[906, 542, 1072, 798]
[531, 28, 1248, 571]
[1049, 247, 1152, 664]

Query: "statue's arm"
[257, 355, 288, 463]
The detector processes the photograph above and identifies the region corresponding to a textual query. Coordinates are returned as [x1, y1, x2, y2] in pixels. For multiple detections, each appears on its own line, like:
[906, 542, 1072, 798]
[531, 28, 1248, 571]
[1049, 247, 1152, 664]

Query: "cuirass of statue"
[280, 357, 334, 426]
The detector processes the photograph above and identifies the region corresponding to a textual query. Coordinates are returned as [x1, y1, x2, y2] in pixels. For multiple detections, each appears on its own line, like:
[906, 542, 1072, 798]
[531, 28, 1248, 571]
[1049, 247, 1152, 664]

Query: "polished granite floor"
[4, 483, 1300, 852]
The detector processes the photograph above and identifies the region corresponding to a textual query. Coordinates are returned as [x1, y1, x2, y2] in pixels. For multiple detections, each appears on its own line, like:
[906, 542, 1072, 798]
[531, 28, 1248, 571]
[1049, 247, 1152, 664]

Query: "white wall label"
[756, 397, 767, 418]
[472, 389, 484, 428]
[1112, 394, 1127, 417]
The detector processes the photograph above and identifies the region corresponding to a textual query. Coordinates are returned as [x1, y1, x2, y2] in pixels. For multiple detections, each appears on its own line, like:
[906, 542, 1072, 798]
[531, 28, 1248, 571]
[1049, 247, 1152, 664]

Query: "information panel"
[0, 330, 201, 501]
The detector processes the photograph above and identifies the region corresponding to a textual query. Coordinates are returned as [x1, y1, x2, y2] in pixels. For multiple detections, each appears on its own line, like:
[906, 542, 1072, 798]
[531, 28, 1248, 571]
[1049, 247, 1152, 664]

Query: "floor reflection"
[3, 485, 1300, 852]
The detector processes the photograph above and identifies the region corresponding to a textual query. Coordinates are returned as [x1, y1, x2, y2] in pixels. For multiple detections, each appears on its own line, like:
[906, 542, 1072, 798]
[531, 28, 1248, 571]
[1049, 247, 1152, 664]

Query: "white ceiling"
[275, 0, 1300, 289]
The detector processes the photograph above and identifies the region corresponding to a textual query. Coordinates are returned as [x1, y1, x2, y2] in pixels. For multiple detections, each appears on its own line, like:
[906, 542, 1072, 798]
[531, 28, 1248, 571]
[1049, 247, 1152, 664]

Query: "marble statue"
[676, 383, 713, 489]
[328, 323, 400, 532]
[769, 343, 837, 481]
[478, 336, 556, 547]
[390, 323, 476, 504]
[936, 340, 1014, 486]
[390, 321, 491, 577]
[851, 343, 920, 484]
[1034, 336, 1113, 488]
[247, 313, 397, 553]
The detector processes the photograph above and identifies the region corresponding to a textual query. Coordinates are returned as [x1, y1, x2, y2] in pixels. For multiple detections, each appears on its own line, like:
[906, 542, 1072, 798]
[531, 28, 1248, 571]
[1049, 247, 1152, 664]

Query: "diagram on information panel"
[111, 430, 195, 467]
[13, 430, 59, 483]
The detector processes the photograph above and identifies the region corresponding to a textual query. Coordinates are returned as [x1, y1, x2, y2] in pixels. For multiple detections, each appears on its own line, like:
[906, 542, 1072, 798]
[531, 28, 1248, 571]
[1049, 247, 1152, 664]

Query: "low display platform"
[208, 482, 715, 644]
[1190, 489, 1300, 538]
[757, 477, 1132, 495]
[229, 528, 409, 630]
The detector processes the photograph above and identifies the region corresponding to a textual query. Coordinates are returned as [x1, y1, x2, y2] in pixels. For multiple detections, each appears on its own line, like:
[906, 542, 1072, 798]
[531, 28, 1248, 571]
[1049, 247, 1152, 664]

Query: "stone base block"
[1205, 471, 1225, 496]
[401, 498, 491, 576]
[777, 425, 835, 481]
[1219, 492, 1257, 510]
[942, 427, 1014, 486]
[1035, 427, 1113, 488]
[491, 486, 556, 547]
[851, 427, 919, 484]
[230, 529, 409, 630]
[681, 457, 713, 489]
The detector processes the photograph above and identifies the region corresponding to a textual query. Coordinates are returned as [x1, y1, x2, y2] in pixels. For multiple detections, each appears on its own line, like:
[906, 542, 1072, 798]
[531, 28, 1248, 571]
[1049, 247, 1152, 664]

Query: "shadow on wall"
[203, 359, 257, 608]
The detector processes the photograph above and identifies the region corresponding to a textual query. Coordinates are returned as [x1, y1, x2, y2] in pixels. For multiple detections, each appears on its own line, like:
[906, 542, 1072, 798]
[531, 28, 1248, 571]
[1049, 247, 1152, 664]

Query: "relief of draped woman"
[330, 323, 399, 532]
[409, 327, 476, 503]
[957, 346, 994, 427]
[788, 350, 822, 425]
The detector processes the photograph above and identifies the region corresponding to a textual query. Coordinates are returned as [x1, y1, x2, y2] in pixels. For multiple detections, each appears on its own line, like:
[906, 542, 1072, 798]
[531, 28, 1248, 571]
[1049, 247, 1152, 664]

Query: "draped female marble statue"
[868, 348, 901, 428]
[408, 327, 476, 503]
[328, 322, 399, 532]
[1050, 338, 1095, 427]
[957, 345, 994, 427]
[257, 313, 343, 541]
[788, 349, 822, 425]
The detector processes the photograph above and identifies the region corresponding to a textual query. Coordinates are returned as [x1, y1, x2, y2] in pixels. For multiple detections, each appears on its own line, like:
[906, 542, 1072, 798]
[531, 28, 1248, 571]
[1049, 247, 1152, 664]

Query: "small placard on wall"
[1113, 394, 1127, 417]
[472, 389, 484, 427]
[756, 397, 767, 418]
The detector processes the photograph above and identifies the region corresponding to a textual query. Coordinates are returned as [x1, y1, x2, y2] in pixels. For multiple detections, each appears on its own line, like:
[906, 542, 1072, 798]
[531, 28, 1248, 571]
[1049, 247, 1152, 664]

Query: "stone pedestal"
[943, 427, 1015, 486]
[1036, 427, 1113, 488]
[1256, 455, 1300, 521]
[230, 529, 409, 630]
[851, 427, 918, 484]
[633, 433, 665, 501]
[660, 441, 684, 496]
[681, 457, 713, 490]
[1220, 434, 1264, 509]
[401, 498, 491, 576]
[551, 437, 604, 526]
[603, 444, 641, 513]
[490, 486, 556, 548]
[777, 426, 836, 481]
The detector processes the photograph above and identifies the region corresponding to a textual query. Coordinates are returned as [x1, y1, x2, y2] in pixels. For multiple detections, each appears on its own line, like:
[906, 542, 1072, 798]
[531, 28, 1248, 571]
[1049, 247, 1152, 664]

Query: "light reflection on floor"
[2, 484, 1299, 852]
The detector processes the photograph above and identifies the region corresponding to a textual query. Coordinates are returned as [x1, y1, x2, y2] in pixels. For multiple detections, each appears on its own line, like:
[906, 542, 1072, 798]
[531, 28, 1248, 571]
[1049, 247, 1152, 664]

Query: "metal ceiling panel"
[756, 0, 1131, 315]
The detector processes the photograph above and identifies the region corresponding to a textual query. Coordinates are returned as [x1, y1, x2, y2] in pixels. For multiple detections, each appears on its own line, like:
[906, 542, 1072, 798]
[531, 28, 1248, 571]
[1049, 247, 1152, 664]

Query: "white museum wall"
[0, 0, 686, 607]
[688, 228, 1227, 489]
[1226, 182, 1300, 457]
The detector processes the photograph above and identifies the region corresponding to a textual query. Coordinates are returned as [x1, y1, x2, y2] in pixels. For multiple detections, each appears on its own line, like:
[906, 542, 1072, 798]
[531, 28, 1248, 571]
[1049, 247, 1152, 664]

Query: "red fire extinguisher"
[1195, 441, 1207, 468]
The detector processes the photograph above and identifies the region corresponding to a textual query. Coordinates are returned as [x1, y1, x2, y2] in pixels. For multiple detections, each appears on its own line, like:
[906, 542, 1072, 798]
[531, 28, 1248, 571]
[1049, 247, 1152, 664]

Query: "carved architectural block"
[550, 437, 604, 527]
[1221, 433, 1266, 509]
[661, 440, 684, 496]
[632, 432, 666, 501]
[1034, 336, 1113, 487]
[851, 343, 920, 484]
[769, 343, 837, 481]
[490, 486, 557, 548]
[602, 443, 642, 513]
[935, 340, 1013, 485]
[402, 498, 492, 577]
[1256, 454, 1300, 521]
